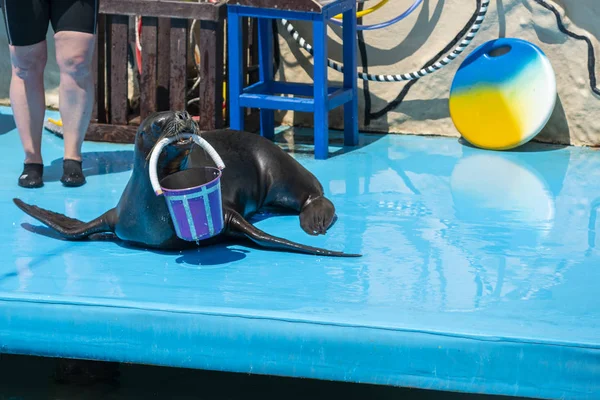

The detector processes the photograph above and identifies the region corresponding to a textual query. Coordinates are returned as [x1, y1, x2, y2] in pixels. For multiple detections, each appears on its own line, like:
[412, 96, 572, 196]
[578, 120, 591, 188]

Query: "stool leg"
[313, 18, 329, 160]
[258, 18, 275, 140]
[227, 8, 244, 130]
[343, 5, 358, 147]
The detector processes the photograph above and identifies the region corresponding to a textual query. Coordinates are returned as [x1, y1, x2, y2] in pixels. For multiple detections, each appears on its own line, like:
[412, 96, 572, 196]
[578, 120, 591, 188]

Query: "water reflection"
[450, 153, 556, 241]
[587, 198, 600, 257]
[1, 133, 599, 321]
[311, 135, 598, 312]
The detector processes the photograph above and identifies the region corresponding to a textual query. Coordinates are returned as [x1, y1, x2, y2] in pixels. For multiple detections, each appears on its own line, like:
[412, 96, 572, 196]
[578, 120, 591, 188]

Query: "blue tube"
[329, 0, 424, 31]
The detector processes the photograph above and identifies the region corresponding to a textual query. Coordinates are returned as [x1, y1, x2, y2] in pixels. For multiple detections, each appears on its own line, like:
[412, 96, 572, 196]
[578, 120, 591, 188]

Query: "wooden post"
[169, 18, 188, 112]
[198, 19, 225, 130]
[107, 14, 129, 125]
[140, 16, 158, 120]
[157, 17, 171, 111]
[92, 14, 107, 124]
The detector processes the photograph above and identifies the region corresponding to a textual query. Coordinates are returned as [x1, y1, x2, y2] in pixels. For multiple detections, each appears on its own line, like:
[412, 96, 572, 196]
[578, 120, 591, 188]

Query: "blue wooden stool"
[226, 0, 359, 160]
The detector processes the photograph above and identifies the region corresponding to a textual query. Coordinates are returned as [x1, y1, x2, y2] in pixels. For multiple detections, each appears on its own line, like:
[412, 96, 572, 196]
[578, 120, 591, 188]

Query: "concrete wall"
[275, 0, 600, 146]
[0, 0, 598, 146]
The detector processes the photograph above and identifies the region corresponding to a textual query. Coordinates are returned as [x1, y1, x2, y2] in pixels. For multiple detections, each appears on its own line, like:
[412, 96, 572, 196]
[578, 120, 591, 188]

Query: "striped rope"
[281, 0, 490, 82]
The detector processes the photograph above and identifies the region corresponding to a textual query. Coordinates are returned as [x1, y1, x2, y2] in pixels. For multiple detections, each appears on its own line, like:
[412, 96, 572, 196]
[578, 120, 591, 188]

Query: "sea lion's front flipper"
[225, 208, 361, 258]
[13, 198, 116, 240]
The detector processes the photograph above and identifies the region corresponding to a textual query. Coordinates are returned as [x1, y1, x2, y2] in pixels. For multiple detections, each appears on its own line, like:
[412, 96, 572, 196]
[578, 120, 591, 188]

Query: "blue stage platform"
[0, 106, 598, 399]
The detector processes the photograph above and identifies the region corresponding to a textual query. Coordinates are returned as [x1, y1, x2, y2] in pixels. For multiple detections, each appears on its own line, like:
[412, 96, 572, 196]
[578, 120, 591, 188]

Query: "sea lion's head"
[135, 111, 199, 172]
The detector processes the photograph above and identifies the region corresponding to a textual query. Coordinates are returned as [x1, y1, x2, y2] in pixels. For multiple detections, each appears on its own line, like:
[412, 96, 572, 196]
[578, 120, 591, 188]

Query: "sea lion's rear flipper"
[225, 209, 361, 258]
[13, 198, 116, 240]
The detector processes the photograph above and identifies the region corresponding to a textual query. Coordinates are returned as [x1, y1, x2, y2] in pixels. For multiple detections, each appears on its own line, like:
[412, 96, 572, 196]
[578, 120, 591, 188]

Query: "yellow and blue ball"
[449, 38, 556, 150]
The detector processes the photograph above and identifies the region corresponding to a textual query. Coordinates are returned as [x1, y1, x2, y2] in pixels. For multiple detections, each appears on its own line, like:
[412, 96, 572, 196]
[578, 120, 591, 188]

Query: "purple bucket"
[158, 167, 224, 241]
[149, 132, 227, 242]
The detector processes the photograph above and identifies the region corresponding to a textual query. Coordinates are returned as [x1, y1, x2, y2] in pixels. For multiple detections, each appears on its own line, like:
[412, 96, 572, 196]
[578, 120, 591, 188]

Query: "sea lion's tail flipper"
[226, 209, 361, 258]
[13, 198, 116, 240]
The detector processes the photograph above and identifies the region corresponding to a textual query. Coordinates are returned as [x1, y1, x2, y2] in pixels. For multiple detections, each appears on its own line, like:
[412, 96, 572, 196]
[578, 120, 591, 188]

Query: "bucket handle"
[149, 133, 226, 196]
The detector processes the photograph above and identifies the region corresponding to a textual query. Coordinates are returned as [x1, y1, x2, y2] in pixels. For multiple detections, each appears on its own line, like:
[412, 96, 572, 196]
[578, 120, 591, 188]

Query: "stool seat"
[239, 82, 354, 113]
[226, 0, 359, 159]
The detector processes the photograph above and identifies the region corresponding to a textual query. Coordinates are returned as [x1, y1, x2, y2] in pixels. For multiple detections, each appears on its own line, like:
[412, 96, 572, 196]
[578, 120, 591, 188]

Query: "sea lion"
[13, 111, 360, 257]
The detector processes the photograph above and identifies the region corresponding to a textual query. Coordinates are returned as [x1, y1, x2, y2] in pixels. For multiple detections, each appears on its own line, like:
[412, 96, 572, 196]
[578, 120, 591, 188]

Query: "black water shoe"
[18, 163, 44, 188]
[60, 159, 86, 187]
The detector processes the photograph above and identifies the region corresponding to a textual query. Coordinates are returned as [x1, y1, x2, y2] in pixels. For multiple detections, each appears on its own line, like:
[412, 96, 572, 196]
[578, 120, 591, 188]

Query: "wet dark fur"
[13, 111, 360, 257]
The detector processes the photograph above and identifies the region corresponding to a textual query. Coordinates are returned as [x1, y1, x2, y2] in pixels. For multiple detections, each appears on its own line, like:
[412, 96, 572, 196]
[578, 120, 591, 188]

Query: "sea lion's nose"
[176, 111, 190, 121]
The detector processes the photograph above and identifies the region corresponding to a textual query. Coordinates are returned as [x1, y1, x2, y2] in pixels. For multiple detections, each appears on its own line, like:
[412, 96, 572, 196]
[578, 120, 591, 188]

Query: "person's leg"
[2, 0, 50, 188]
[53, 31, 95, 186]
[9, 43, 48, 187]
[51, 0, 98, 186]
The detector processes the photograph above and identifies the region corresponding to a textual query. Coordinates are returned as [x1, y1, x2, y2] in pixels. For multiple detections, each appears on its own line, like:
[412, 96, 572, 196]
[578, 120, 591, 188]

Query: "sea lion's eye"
[150, 122, 163, 136]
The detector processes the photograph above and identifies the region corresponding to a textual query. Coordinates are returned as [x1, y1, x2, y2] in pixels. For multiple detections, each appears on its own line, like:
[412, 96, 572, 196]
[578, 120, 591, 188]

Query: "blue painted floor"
[0, 106, 599, 399]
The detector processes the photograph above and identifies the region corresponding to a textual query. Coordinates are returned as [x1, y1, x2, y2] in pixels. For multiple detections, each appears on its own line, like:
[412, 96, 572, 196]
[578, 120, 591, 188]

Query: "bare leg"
[9, 41, 48, 188]
[54, 30, 96, 186]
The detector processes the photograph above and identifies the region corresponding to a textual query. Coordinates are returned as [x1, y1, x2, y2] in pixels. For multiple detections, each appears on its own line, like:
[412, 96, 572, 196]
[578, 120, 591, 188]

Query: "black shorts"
[1, 0, 99, 47]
